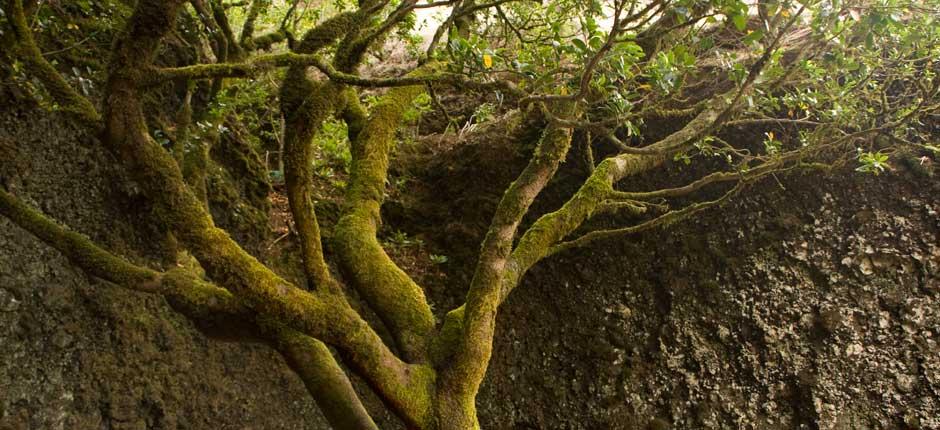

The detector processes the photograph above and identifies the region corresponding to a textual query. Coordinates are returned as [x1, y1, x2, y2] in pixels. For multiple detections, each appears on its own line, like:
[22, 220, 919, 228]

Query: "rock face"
[0, 101, 327, 429]
[473, 167, 940, 429]
[397, 125, 940, 429]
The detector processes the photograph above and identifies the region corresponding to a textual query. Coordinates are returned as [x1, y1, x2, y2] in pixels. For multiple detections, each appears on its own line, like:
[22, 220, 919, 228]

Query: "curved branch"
[4, 0, 101, 128]
[278, 8, 380, 291]
[262, 320, 382, 430]
[0, 187, 159, 290]
[101, 2, 434, 426]
[0, 187, 381, 430]
[238, 0, 267, 48]
[190, 0, 230, 62]
[434, 81, 751, 353]
[208, 0, 245, 60]
[550, 181, 745, 254]
[147, 53, 525, 97]
[438, 103, 576, 426]
[334, 68, 438, 363]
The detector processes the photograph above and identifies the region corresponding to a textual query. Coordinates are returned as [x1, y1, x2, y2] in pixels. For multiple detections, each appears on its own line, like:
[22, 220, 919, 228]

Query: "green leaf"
[742, 30, 763, 44]
[732, 13, 747, 31]
[571, 38, 587, 53]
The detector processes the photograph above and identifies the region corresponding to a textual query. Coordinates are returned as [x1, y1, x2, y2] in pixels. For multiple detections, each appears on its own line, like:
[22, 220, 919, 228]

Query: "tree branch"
[4, 0, 102, 128]
[101, 2, 434, 426]
[334, 67, 439, 363]
[238, 0, 267, 48]
[551, 182, 746, 254]
[277, 5, 393, 291]
[438, 102, 576, 426]
[0, 187, 383, 430]
[147, 52, 524, 98]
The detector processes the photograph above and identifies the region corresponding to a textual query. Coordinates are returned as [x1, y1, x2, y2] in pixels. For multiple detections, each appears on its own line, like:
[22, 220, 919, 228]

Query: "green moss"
[341, 88, 368, 142]
[0, 188, 160, 289]
[182, 136, 211, 208]
[280, 76, 341, 288]
[430, 305, 465, 365]
[249, 29, 288, 51]
[238, 0, 268, 48]
[334, 68, 440, 361]
[208, 0, 244, 60]
[7, 0, 101, 127]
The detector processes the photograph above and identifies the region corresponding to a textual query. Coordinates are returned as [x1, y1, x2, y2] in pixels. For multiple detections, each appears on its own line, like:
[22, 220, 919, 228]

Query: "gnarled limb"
[3, 0, 101, 128]
[0, 187, 161, 290]
[208, 0, 245, 60]
[238, 0, 268, 48]
[493, 14, 807, 301]
[190, 0, 230, 62]
[437, 103, 576, 427]
[149, 53, 524, 96]
[262, 319, 381, 430]
[278, 9, 375, 290]
[0, 187, 381, 430]
[334, 69, 438, 363]
[101, 3, 434, 426]
[281, 77, 343, 290]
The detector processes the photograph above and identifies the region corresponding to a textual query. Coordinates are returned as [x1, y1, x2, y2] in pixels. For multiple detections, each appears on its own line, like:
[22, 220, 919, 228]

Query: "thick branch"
[0, 187, 381, 430]
[262, 320, 382, 430]
[335, 68, 438, 363]
[281, 78, 343, 290]
[209, 0, 245, 60]
[102, 2, 434, 425]
[238, 0, 267, 48]
[0, 188, 160, 290]
[432, 83, 743, 375]
[438, 103, 576, 426]
[278, 9, 376, 290]
[190, 0, 230, 62]
[4, 0, 101, 127]
[147, 52, 524, 98]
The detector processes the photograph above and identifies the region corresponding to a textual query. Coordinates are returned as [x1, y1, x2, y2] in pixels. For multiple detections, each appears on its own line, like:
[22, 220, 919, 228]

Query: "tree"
[1, 0, 937, 428]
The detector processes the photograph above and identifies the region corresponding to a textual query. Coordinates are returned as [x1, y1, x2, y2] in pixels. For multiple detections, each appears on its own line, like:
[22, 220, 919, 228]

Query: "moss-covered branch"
[281, 78, 343, 290]
[208, 0, 245, 60]
[190, 0, 231, 62]
[0, 188, 160, 290]
[261, 319, 382, 430]
[334, 67, 439, 363]
[147, 52, 523, 96]
[550, 182, 745, 254]
[249, 29, 289, 51]
[436, 104, 576, 427]
[497, 95, 733, 303]
[429, 79, 757, 425]
[278, 8, 377, 290]
[4, 0, 102, 127]
[101, 3, 434, 426]
[0, 187, 386, 430]
[238, 0, 268, 48]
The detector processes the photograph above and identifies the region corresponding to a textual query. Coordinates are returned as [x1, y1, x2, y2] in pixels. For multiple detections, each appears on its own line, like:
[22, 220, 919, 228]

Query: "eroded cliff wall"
[0, 96, 329, 429]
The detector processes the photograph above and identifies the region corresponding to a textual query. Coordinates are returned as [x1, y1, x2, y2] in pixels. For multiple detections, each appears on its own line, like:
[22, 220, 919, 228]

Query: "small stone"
[0, 287, 20, 312]
[845, 343, 864, 356]
[895, 374, 916, 393]
[648, 418, 671, 430]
